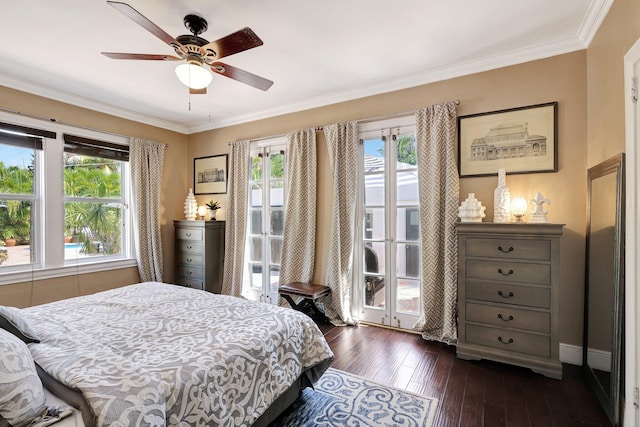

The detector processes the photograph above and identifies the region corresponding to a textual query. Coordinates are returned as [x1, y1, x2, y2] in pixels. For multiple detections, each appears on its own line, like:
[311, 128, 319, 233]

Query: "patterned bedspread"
[21, 282, 334, 426]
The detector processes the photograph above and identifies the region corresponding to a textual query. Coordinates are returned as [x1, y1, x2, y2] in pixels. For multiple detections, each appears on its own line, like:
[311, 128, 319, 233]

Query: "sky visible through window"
[1, 146, 31, 167]
[365, 139, 383, 157]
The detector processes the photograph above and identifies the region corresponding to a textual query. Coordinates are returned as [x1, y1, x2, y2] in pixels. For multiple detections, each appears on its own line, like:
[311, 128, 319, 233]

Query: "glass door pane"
[360, 124, 421, 330]
[245, 143, 286, 304]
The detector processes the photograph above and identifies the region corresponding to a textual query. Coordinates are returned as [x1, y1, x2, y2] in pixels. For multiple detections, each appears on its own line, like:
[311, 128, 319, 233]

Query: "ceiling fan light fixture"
[175, 61, 212, 89]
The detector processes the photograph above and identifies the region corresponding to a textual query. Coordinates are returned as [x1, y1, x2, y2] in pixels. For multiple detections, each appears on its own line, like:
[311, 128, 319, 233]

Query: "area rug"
[270, 368, 439, 426]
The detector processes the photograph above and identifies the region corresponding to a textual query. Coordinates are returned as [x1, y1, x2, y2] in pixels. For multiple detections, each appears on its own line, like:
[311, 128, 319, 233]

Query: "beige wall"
[587, 0, 640, 168]
[188, 51, 588, 346]
[0, 267, 140, 307]
[0, 86, 190, 306]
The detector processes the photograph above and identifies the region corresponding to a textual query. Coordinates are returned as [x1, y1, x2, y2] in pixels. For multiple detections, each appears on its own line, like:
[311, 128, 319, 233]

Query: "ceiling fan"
[101, 1, 273, 94]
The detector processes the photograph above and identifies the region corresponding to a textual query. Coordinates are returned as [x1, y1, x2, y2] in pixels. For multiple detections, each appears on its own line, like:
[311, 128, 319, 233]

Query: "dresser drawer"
[466, 238, 550, 261]
[175, 266, 204, 280]
[466, 324, 550, 358]
[466, 302, 550, 333]
[466, 259, 551, 285]
[177, 240, 203, 253]
[176, 228, 203, 241]
[466, 279, 550, 308]
[176, 253, 203, 267]
[174, 278, 204, 290]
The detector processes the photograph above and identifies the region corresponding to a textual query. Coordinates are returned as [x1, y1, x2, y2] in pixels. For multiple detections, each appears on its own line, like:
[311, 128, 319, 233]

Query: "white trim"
[557, 343, 612, 371]
[587, 347, 613, 373]
[577, 0, 614, 46]
[559, 343, 583, 366]
[624, 37, 640, 427]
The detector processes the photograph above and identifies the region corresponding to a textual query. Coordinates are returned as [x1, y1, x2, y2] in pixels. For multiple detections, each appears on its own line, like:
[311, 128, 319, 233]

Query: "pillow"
[0, 328, 47, 425]
[0, 305, 39, 344]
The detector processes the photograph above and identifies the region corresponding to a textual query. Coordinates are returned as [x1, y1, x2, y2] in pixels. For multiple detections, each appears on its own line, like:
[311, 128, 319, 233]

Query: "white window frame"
[0, 111, 136, 286]
[357, 115, 422, 329]
[243, 136, 287, 304]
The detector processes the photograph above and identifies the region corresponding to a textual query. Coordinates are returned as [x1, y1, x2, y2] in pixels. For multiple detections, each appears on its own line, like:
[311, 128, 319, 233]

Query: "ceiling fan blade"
[201, 27, 263, 60]
[190, 88, 207, 95]
[210, 62, 273, 91]
[101, 52, 182, 60]
[107, 1, 182, 49]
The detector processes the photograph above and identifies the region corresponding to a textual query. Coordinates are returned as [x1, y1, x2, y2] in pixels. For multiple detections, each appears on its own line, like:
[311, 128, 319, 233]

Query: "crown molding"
[0, 74, 190, 134]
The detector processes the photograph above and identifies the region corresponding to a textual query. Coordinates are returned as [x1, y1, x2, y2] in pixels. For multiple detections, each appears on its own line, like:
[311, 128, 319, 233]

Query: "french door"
[245, 140, 286, 304]
[359, 117, 422, 330]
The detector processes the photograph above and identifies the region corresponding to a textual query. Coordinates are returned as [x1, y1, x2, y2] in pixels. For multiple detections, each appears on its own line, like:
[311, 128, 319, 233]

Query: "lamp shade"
[175, 63, 212, 89]
[511, 196, 528, 216]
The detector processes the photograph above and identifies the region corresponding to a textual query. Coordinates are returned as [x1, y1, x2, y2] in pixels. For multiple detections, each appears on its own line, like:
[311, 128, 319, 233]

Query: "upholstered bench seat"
[279, 282, 331, 324]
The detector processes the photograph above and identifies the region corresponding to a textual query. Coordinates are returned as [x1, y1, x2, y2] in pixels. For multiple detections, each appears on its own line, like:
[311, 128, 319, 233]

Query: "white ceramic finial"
[529, 192, 551, 223]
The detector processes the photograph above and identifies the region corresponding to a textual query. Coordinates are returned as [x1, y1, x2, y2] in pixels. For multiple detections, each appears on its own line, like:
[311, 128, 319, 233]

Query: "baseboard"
[559, 343, 611, 372]
[559, 343, 583, 366]
[587, 347, 612, 372]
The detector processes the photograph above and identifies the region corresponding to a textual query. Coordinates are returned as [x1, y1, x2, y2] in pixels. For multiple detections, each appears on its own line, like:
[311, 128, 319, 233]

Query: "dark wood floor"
[318, 323, 612, 427]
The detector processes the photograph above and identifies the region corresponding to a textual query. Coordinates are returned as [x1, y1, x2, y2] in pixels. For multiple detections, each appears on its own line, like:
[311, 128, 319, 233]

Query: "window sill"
[0, 258, 138, 286]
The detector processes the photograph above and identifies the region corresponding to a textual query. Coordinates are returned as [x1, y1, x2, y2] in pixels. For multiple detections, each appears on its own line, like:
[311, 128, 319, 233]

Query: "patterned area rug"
[270, 368, 439, 426]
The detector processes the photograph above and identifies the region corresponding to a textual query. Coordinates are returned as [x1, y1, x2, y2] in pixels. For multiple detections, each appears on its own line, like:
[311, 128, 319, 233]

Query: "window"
[358, 117, 421, 330]
[0, 114, 134, 283]
[0, 128, 43, 270]
[244, 138, 286, 304]
[63, 134, 129, 261]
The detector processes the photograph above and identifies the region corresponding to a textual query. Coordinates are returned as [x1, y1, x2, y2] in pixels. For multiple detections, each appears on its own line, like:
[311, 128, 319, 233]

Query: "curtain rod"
[227, 99, 460, 145]
[356, 99, 460, 125]
[0, 107, 169, 147]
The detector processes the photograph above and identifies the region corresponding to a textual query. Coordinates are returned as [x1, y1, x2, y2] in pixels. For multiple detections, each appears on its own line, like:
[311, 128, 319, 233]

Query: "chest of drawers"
[174, 220, 225, 293]
[455, 222, 564, 379]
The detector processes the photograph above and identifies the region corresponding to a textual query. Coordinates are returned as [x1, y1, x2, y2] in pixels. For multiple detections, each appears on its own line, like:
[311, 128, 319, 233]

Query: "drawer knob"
[187, 271, 192, 276]
[498, 268, 514, 276]
[187, 258, 192, 262]
[498, 246, 514, 253]
[497, 314, 514, 321]
[186, 233, 192, 237]
[497, 290, 514, 298]
[497, 336, 514, 345]
[186, 245, 192, 249]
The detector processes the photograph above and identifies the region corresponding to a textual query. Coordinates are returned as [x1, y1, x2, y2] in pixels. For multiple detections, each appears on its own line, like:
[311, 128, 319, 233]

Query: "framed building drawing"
[458, 102, 558, 177]
[194, 154, 228, 194]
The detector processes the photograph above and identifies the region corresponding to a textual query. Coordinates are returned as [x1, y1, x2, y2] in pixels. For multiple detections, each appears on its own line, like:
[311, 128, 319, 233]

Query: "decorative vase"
[493, 168, 511, 223]
[184, 188, 198, 220]
[209, 209, 217, 221]
[458, 193, 486, 222]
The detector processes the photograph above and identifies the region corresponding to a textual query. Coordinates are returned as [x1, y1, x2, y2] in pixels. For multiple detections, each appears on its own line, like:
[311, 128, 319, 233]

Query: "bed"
[0, 281, 334, 426]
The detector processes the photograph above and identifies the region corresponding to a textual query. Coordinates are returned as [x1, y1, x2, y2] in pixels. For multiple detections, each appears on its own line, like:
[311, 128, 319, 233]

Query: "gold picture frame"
[458, 102, 558, 177]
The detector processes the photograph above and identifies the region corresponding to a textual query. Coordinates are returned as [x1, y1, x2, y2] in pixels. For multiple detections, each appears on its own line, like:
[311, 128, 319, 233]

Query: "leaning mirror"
[584, 153, 625, 426]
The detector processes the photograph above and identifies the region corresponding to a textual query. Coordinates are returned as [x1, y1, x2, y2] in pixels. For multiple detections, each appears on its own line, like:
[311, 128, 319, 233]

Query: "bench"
[279, 282, 331, 324]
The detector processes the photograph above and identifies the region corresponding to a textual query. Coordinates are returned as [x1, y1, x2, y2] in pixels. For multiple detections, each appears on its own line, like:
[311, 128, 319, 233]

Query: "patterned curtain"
[415, 102, 459, 344]
[129, 137, 166, 282]
[279, 128, 317, 285]
[323, 122, 359, 325]
[221, 140, 250, 297]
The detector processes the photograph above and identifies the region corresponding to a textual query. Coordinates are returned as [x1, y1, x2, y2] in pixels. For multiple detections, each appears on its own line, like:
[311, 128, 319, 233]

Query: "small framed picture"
[194, 154, 228, 194]
[458, 102, 558, 177]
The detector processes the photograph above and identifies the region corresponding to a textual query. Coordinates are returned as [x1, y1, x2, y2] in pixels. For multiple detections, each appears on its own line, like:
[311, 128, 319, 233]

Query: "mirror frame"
[583, 153, 625, 426]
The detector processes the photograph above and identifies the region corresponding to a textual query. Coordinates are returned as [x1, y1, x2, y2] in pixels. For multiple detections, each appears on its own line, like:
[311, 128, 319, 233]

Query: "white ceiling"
[0, 1, 611, 135]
